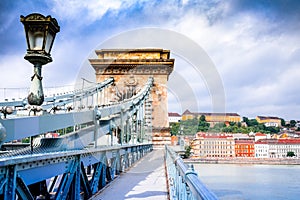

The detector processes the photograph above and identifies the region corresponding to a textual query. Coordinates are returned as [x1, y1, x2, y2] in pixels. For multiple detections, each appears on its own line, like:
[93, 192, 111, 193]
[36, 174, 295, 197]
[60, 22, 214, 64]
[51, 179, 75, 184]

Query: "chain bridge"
[0, 49, 217, 200]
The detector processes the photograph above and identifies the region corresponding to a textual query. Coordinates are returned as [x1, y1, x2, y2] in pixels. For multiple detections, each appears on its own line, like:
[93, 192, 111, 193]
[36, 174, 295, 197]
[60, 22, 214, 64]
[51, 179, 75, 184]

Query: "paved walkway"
[92, 149, 168, 200]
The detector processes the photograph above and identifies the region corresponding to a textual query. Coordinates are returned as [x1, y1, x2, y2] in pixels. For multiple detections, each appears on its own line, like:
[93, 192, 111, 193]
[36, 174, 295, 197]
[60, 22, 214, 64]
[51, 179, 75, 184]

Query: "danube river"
[194, 164, 300, 200]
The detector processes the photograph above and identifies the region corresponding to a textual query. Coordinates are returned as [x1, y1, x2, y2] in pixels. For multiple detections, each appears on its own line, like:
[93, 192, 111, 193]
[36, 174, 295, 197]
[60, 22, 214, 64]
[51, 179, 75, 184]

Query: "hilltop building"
[181, 110, 241, 127]
[256, 116, 282, 127]
[168, 112, 181, 123]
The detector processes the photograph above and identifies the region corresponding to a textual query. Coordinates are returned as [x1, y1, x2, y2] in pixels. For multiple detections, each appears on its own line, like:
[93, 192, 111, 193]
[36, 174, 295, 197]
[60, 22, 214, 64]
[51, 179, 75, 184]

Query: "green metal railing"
[165, 145, 218, 200]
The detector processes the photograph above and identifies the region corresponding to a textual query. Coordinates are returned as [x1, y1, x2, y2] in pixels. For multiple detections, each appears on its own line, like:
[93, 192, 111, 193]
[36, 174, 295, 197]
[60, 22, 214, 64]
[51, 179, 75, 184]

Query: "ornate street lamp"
[20, 13, 60, 105]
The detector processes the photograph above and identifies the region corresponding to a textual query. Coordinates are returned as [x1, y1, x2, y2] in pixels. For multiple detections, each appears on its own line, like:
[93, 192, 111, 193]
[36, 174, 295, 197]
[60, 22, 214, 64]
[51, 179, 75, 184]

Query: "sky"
[0, 0, 300, 120]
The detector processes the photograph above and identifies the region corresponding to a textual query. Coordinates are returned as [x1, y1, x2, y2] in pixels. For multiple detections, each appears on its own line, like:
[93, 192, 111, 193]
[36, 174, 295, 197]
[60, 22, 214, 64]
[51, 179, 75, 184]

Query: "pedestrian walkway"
[92, 149, 168, 200]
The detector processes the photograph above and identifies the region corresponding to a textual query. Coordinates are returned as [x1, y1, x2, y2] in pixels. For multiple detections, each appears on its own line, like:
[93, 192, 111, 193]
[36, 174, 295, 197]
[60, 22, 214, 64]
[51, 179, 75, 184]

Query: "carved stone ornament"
[124, 75, 138, 86]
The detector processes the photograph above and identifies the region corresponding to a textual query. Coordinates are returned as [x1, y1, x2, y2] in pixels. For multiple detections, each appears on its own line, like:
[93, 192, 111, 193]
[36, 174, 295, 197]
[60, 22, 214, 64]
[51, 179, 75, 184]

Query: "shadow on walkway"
[92, 149, 168, 200]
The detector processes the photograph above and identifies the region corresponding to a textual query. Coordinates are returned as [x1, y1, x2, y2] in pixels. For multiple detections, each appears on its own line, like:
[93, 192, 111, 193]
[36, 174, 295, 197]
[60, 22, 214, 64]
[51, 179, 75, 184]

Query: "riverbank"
[184, 157, 300, 165]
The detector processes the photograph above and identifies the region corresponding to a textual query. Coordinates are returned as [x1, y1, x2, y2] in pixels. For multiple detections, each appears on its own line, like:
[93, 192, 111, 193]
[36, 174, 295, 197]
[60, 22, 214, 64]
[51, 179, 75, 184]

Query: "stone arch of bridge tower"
[84, 28, 225, 146]
[89, 49, 174, 146]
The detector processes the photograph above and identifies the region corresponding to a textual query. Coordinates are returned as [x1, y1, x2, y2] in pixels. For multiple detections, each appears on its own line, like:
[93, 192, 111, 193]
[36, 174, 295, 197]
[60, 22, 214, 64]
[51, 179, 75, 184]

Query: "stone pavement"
[91, 149, 168, 200]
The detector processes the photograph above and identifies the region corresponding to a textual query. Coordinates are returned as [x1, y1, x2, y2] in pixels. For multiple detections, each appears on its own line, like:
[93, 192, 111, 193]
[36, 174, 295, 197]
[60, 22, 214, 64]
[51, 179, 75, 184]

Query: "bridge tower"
[89, 49, 174, 146]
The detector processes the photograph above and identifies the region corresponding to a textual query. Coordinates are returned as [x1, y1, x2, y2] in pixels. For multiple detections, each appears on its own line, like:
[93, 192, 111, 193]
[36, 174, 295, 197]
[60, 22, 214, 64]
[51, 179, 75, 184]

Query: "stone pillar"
[89, 49, 174, 146]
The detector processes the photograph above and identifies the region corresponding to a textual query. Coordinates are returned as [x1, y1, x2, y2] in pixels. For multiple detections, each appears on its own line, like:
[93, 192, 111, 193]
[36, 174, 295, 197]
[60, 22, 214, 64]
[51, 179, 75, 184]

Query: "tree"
[222, 126, 233, 133]
[199, 115, 206, 122]
[290, 120, 296, 127]
[210, 122, 225, 132]
[237, 122, 242, 128]
[229, 122, 236, 126]
[280, 118, 286, 127]
[57, 126, 74, 135]
[170, 122, 180, 136]
[248, 119, 259, 126]
[287, 151, 296, 157]
[258, 123, 266, 130]
[184, 145, 192, 158]
[197, 115, 210, 132]
[180, 118, 198, 135]
[265, 126, 280, 134]
[243, 117, 249, 123]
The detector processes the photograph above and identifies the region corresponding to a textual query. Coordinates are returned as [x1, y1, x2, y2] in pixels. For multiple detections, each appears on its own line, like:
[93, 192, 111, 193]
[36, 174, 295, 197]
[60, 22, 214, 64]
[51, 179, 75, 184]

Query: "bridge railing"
[165, 145, 218, 200]
[0, 77, 153, 148]
[0, 143, 153, 199]
[0, 76, 155, 199]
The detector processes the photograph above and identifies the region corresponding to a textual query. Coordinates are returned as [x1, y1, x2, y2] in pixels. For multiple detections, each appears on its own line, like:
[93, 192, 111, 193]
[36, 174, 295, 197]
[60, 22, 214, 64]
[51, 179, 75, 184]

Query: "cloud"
[222, 0, 300, 35]
[0, 54, 32, 100]
[1, 0, 300, 119]
[48, 0, 138, 25]
[160, 0, 300, 119]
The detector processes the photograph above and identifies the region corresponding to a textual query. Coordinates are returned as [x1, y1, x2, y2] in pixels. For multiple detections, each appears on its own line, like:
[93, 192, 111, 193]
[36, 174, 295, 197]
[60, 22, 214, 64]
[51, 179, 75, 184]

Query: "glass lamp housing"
[20, 13, 60, 57]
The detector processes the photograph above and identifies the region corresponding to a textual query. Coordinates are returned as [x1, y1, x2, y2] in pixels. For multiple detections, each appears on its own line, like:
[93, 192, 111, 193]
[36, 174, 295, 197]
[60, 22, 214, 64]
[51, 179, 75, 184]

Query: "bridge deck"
[91, 149, 168, 200]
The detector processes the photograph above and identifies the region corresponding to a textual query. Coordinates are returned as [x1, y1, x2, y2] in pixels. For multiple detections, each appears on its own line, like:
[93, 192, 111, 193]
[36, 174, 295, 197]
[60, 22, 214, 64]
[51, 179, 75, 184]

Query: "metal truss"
[0, 77, 153, 147]
[0, 77, 154, 199]
[0, 144, 152, 199]
[0, 78, 114, 109]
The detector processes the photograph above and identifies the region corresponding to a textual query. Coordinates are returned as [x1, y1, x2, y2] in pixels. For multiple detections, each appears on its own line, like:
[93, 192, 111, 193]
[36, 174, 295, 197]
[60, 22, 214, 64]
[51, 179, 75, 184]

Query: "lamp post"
[20, 13, 60, 105]
[179, 126, 184, 150]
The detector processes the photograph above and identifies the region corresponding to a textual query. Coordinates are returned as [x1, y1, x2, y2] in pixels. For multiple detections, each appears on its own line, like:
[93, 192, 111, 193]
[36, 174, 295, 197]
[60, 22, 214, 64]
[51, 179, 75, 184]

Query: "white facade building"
[191, 133, 235, 158]
[265, 122, 279, 127]
[168, 112, 181, 123]
[269, 141, 300, 158]
[254, 133, 267, 142]
[256, 139, 300, 158]
[254, 142, 269, 158]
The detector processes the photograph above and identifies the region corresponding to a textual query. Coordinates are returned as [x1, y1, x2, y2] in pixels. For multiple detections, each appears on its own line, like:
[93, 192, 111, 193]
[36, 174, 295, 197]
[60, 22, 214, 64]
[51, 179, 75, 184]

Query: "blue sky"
[0, 0, 300, 120]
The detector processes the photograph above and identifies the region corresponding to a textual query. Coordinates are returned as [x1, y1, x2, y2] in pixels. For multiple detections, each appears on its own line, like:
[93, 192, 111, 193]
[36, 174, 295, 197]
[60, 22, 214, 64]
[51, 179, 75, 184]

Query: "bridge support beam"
[80, 163, 92, 198]
[4, 165, 17, 200]
[0, 144, 152, 199]
[54, 156, 81, 200]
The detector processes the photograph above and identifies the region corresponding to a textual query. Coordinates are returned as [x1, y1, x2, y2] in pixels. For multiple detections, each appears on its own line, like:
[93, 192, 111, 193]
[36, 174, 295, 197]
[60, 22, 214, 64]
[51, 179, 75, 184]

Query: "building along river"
[193, 163, 300, 200]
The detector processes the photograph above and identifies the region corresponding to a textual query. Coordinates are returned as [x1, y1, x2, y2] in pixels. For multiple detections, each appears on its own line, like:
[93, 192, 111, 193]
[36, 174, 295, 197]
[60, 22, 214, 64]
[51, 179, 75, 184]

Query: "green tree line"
[170, 115, 283, 136]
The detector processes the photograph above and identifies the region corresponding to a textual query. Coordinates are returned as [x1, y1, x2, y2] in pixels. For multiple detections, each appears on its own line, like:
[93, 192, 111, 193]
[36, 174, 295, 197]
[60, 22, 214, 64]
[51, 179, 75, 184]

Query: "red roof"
[255, 139, 269, 144]
[257, 116, 281, 120]
[278, 139, 300, 144]
[168, 112, 181, 117]
[255, 132, 266, 136]
[182, 109, 193, 115]
[255, 139, 300, 145]
[235, 139, 255, 144]
[196, 132, 233, 139]
[182, 110, 240, 117]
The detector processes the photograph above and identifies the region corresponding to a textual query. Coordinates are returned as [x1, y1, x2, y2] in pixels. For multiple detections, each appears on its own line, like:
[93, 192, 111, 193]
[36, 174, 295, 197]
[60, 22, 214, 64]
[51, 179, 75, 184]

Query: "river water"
[193, 164, 300, 200]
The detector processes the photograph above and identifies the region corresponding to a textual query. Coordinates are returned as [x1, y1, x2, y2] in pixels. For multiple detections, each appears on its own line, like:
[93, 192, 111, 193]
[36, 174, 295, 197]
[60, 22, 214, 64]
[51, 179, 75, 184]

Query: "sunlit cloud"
[0, 0, 299, 119]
